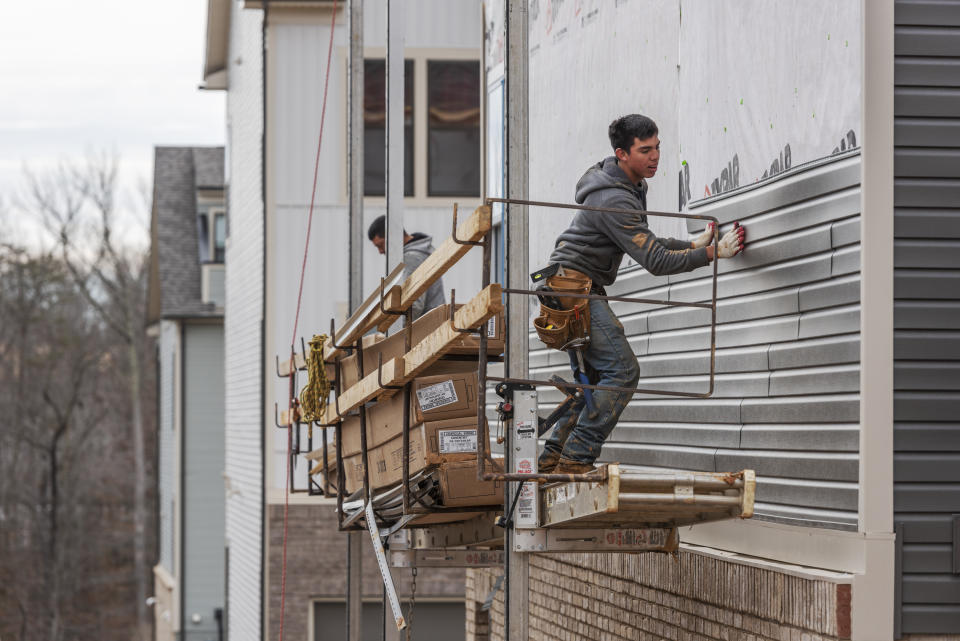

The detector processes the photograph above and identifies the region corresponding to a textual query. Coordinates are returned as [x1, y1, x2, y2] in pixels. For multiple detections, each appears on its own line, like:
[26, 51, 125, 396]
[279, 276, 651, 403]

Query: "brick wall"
[467, 549, 851, 641]
[268, 504, 466, 640]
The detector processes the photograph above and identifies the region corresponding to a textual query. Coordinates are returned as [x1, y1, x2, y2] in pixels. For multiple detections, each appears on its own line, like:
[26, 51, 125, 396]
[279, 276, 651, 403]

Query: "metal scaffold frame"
[268, 3, 756, 640]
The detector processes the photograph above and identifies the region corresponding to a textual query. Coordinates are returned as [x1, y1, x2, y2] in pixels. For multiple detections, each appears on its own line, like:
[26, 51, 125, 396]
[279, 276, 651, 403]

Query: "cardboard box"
[412, 369, 479, 423]
[327, 430, 429, 495]
[438, 459, 503, 507]
[338, 392, 418, 458]
[337, 332, 385, 389]
[370, 430, 428, 490]
[315, 448, 365, 496]
[423, 415, 486, 465]
[338, 361, 477, 458]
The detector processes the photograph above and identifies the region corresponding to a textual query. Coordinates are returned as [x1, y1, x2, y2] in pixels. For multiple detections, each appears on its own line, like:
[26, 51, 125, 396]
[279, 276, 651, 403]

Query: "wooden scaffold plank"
[320, 283, 503, 424]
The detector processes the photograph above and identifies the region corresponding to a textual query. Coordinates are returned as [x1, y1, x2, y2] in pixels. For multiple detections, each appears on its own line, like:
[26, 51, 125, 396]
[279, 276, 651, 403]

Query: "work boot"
[554, 457, 597, 474]
[538, 451, 561, 474]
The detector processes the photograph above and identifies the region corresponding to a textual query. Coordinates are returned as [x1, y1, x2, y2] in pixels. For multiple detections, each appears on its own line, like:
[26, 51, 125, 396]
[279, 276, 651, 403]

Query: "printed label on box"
[487, 316, 496, 338]
[416, 380, 458, 412]
[438, 429, 477, 453]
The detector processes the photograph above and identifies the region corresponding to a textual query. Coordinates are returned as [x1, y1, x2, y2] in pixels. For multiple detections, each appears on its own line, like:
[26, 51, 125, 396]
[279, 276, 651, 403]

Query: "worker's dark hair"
[368, 215, 385, 240]
[608, 114, 659, 152]
[367, 215, 408, 240]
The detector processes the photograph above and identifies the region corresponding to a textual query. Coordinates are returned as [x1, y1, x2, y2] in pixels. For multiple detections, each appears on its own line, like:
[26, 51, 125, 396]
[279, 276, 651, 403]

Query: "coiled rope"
[298, 333, 331, 433]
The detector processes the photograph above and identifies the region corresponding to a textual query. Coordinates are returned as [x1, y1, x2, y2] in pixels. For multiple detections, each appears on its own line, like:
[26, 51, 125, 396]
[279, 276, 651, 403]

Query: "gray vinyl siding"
[894, 0, 960, 633]
[158, 320, 179, 575]
[224, 5, 265, 640]
[182, 323, 226, 635]
[530, 152, 862, 531]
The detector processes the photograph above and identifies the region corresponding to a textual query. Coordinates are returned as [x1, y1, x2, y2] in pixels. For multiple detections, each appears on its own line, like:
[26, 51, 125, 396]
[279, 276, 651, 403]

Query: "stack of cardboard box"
[319, 304, 505, 507]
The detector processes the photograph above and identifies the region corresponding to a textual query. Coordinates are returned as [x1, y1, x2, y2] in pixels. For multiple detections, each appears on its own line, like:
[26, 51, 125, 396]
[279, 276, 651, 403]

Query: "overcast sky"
[1, 0, 225, 244]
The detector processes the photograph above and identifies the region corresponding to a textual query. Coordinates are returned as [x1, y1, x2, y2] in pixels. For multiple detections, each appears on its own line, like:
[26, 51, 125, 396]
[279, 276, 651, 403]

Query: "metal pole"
[348, 0, 365, 310]
[385, 0, 405, 277]
[385, 7, 405, 639]
[505, 1, 529, 640]
[346, 2, 365, 639]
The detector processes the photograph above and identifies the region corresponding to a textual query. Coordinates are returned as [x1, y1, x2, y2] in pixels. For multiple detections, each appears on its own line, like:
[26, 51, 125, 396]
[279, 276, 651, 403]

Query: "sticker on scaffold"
[438, 429, 477, 453]
[604, 528, 671, 549]
[515, 420, 535, 441]
[487, 315, 496, 338]
[416, 380, 458, 412]
[516, 458, 537, 521]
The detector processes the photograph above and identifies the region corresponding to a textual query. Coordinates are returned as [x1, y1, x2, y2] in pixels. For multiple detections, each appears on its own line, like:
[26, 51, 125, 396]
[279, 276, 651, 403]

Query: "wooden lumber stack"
[290, 204, 501, 516]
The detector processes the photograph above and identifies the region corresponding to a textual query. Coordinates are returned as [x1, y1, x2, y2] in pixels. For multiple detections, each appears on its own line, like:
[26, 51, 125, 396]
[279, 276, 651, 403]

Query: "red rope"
[279, 2, 338, 640]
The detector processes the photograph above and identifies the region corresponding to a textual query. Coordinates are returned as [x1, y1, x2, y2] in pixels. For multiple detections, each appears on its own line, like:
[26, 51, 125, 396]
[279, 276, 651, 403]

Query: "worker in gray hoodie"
[538, 114, 746, 474]
[368, 215, 446, 320]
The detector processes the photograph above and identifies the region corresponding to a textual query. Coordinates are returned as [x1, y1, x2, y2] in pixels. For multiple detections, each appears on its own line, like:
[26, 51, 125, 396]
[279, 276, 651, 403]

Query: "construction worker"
[368, 215, 446, 320]
[537, 114, 746, 474]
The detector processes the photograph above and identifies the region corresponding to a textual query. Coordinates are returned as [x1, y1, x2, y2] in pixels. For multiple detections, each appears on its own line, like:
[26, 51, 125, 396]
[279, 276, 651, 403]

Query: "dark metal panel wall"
[529, 153, 862, 531]
[894, 0, 960, 633]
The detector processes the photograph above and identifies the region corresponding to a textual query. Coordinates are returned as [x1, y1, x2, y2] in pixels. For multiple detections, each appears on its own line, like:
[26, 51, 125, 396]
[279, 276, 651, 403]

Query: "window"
[427, 60, 480, 197]
[196, 201, 226, 264]
[361, 55, 481, 200]
[197, 214, 210, 263]
[214, 212, 226, 263]
[364, 59, 414, 196]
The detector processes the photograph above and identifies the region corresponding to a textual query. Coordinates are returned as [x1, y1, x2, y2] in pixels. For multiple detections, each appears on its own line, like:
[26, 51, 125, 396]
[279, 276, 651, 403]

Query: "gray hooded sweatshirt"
[404, 232, 446, 319]
[549, 157, 709, 286]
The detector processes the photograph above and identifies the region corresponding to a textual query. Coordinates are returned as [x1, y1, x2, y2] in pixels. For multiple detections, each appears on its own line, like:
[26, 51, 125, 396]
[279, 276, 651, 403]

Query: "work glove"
[717, 222, 746, 258]
[691, 223, 715, 249]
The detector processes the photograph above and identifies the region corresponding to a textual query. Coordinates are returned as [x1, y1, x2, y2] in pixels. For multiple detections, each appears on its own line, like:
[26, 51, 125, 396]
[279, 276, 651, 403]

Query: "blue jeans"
[539, 298, 640, 466]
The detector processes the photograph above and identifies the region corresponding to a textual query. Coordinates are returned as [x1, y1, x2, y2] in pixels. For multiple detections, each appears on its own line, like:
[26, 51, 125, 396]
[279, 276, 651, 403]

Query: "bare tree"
[20, 153, 153, 640]
[0, 246, 115, 640]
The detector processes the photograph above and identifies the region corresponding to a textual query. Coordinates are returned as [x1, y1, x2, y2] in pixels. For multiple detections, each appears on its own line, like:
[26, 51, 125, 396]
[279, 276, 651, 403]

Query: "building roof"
[147, 146, 225, 323]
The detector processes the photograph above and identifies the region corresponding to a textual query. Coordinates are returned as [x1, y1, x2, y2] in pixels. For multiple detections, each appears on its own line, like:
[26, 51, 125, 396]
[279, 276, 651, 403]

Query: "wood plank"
[277, 205, 490, 370]
[377, 205, 492, 332]
[322, 263, 405, 362]
[279, 408, 300, 426]
[321, 283, 502, 424]
[401, 283, 502, 378]
[278, 353, 308, 377]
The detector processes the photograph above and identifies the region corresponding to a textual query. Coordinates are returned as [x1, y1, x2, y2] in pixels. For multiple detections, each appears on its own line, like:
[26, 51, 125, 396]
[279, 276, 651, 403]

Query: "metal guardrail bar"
[477, 197, 720, 483]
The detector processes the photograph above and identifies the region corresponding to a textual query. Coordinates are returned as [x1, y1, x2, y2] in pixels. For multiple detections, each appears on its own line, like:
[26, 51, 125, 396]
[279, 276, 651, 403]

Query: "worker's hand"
[691, 223, 715, 249]
[717, 222, 746, 258]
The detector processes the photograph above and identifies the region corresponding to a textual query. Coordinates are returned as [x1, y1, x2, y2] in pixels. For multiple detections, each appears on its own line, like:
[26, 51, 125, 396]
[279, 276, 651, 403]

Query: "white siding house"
[203, 2, 483, 639]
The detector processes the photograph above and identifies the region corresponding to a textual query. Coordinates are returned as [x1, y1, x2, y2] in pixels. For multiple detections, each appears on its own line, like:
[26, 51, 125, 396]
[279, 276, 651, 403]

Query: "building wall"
[265, 3, 485, 494]
[250, 5, 484, 641]
[892, 0, 960, 633]
[530, 153, 862, 529]
[182, 322, 226, 637]
[266, 503, 465, 641]
[467, 550, 853, 641]
[223, 3, 266, 640]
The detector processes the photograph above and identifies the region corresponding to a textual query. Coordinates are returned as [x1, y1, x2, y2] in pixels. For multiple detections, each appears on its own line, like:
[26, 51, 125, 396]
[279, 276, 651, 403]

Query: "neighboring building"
[147, 146, 227, 641]
[201, 2, 482, 639]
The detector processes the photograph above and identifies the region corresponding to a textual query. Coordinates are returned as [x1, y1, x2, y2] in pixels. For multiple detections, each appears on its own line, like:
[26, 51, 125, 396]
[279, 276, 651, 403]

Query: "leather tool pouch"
[531, 267, 592, 350]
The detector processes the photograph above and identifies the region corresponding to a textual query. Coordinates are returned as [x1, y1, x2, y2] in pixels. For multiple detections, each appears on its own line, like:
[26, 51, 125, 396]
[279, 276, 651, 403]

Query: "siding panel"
[224, 7, 265, 641]
[531, 155, 862, 530]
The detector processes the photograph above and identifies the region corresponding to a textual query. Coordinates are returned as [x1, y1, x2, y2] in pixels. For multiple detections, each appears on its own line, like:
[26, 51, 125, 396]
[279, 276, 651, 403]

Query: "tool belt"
[530, 265, 592, 350]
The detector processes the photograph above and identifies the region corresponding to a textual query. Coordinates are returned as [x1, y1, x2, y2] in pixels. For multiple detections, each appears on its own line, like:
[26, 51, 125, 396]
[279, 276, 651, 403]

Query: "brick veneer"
[267, 503, 465, 640]
[467, 549, 852, 641]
